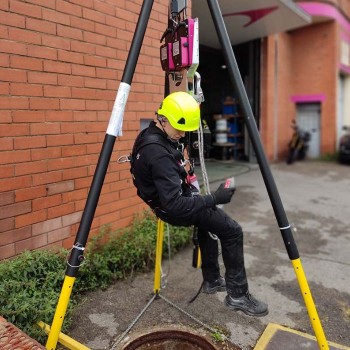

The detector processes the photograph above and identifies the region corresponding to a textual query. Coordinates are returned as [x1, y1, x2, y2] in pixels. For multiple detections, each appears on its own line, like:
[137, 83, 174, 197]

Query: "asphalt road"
[68, 160, 350, 350]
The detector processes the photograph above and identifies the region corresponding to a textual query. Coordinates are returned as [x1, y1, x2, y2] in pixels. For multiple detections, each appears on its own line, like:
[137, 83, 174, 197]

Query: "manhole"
[122, 329, 218, 350]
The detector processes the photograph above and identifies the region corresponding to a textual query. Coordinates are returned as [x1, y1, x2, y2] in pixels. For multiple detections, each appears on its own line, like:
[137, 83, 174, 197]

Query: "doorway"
[296, 103, 321, 158]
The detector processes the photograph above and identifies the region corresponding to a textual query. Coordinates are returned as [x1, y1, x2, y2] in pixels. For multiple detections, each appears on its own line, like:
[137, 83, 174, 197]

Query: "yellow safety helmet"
[157, 91, 200, 131]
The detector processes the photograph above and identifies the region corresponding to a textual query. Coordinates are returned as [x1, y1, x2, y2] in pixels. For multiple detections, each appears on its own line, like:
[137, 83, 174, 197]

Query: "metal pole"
[46, 1, 155, 349]
[206, 1, 329, 349]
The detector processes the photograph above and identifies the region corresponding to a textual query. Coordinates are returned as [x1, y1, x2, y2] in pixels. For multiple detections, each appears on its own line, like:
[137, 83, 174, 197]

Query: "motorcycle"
[286, 121, 311, 164]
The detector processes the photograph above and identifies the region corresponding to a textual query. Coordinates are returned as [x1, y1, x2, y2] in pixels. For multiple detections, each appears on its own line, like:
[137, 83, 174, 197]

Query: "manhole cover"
[122, 329, 218, 350]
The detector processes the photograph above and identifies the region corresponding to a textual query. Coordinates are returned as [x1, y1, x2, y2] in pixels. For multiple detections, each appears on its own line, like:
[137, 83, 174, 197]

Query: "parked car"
[338, 126, 350, 164]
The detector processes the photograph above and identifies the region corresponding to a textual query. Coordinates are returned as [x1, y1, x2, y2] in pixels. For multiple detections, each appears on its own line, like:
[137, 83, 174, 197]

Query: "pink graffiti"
[223, 6, 279, 27]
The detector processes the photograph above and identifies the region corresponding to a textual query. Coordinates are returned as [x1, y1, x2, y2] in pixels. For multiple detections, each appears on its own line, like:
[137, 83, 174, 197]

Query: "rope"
[109, 293, 157, 350]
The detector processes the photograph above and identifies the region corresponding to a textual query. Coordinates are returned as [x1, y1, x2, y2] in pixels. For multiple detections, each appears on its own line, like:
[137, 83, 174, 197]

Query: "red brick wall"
[0, 0, 168, 260]
[261, 17, 340, 160]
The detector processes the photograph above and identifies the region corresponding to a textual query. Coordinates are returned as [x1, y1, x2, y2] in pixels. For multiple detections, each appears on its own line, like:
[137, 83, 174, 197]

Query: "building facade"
[1, 0, 349, 260]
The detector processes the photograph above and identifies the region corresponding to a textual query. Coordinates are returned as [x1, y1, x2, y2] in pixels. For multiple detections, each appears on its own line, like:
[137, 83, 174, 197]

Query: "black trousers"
[155, 207, 248, 297]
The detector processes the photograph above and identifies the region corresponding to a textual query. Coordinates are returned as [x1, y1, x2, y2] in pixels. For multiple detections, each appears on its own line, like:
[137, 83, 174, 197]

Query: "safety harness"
[129, 128, 197, 210]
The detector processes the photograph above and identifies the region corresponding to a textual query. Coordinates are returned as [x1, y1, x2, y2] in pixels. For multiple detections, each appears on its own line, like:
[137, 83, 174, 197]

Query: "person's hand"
[212, 183, 235, 205]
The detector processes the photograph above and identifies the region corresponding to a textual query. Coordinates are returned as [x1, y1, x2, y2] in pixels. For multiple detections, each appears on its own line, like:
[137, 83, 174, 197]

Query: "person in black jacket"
[131, 91, 268, 316]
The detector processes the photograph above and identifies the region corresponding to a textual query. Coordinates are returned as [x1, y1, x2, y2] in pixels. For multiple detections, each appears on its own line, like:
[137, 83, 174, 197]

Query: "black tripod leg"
[46, 2, 155, 349]
[206, 1, 328, 349]
[66, 0, 155, 277]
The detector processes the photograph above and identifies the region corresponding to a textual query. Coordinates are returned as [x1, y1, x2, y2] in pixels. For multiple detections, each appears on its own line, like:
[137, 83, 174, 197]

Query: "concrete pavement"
[68, 160, 350, 350]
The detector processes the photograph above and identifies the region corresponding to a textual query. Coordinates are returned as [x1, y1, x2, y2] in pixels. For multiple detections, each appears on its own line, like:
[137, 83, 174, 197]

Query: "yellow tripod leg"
[46, 275, 76, 350]
[154, 219, 164, 294]
[292, 258, 329, 350]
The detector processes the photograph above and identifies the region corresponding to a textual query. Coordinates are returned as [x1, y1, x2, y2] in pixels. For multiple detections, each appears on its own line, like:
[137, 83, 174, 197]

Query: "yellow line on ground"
[254, 323, 350, 350]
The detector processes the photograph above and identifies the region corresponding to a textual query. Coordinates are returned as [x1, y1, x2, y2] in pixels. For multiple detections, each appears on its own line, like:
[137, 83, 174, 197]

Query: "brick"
[30, 121, 61, 135]
[0, 96, 29, 109]
[95, 67, 117, 80]
[12, 110, 45, 123]
[62, 188, 87, 203]
[0, 244, 15, 260]
[0, 137, 13, 151]
[43, 85, 71, 98]
[0, 217, 15, 233]
[0, 81, 9, 94]
[0, 175, 31, 192]
[10, 0, 42, 18]
[62, 211, 82, 226]
[0, 1, 9, 11]
[41, 34, 70, 50]
[8, 27, 41, 45]
[15, 209, 47, 228]
[14, 135, 46, 149]
[71, 40, 95, 54]
[44, 60, 71, 74]
[27, 44, 58, 60]
[45, 110, 73, 122]
[94, 1, 116, 16]
[60, 98, 86, 110]
[84, 55, 107, 68]
[10, 83, 43, 97]
[47, 180, 74, 195]
[84, 77, 106, 89]
[73, 111, 97, 121]
[47, 226, 71, 243]
[57, 73, 84, 87]
[58, 49, 84, 64]
[29, 97, 60, 110]
[61, 144, 87, 157]
[42, 8, 70, 25]
[48, 157, 76, 171]
[0, 201, 31, 220]
[27, 71, 58, 85]
[0, 191, 14, 206]
[74, 133, 98, 144]
[83, 31, 106, 46]
[32, 216, 62, 235]
[85, 99, 108, 110]
[0, 226, 31, 246]
[15, 185, 47, 202]
[62, 166, 87, 180]
[46, 133, 73, 147]
[31, 191, 60, 210]
[71, 64, 96, 77]
[0, 149, 31, 165]
[15, 160, 47, 176]
[31, 171, 62, 187]
[71, 87, 96, 99]
[15, 233, 48, 254]
[10, 55, 43, 71]
[0, 67, 27, 82]
[26, 0, 55, 9]
[0, 10, 25, 27]
[70, 16, 94, 32]
[82, 7, 106, 24]
[57, 24, 83, 40]
[26, 17, 56, 35]
[48, 202, 74, 219]
[31, 147, 61, 161]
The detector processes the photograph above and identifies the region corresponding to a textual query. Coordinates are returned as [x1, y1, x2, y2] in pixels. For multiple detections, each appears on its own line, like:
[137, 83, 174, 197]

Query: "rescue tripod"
[42, 1, 329, 350]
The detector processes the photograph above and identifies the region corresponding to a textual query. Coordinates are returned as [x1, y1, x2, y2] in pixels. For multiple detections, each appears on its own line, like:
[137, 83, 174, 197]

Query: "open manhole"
[122, 329, 218, 350]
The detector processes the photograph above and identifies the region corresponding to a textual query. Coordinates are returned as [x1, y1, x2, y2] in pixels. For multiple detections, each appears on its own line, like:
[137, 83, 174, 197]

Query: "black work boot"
[202, 276, 226, 294]
[225, 292, 268, 317]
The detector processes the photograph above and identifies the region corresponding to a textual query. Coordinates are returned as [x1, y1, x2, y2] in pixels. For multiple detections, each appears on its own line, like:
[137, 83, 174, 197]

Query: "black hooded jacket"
[131, 121, 215, 219]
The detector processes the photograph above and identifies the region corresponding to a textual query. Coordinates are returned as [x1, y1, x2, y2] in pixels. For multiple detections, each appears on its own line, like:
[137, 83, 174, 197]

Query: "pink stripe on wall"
[290, 94, 326, 103]
[340, 63, 350, 74]
[298, 2, 350, 33]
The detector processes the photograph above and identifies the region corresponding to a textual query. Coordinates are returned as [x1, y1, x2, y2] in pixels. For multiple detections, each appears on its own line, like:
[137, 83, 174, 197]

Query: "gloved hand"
[212, 183, 235, 205]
